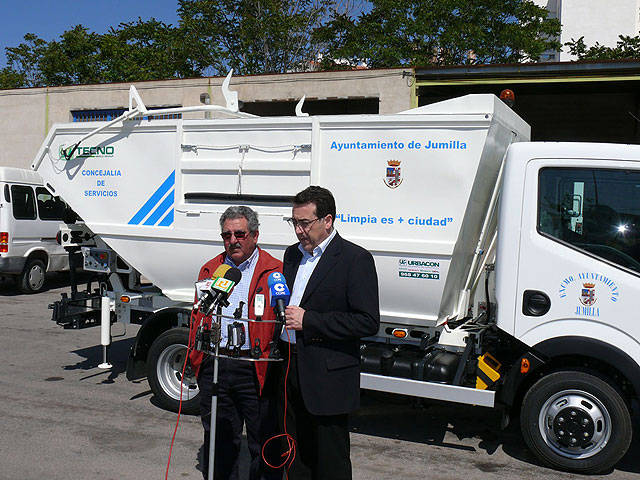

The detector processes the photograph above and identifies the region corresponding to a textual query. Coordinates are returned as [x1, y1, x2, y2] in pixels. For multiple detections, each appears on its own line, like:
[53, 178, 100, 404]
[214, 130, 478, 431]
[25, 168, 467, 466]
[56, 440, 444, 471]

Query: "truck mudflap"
[496, 350, 546, 407]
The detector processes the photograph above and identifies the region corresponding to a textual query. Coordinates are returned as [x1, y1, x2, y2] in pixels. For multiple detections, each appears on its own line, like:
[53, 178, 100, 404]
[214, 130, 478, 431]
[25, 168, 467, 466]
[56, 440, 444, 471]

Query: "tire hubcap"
[539, 389, 611, 459]
[553, 406, 595, 448]
[156, 344, 199, 401]
[28, 264, 45, 290]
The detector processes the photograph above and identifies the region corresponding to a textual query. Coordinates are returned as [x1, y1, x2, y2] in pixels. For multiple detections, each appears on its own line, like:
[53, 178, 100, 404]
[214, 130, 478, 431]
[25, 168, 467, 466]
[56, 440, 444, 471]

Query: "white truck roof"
[0, 166, 44, 185]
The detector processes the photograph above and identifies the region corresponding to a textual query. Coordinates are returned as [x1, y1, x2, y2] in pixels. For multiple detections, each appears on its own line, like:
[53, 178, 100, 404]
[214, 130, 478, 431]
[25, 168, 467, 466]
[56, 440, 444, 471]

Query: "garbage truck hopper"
[32, 92, 529, 329]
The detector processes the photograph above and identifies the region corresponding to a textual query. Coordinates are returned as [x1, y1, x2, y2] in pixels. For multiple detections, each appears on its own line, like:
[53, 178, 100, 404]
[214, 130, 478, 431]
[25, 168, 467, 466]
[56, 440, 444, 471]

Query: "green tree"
[0, 0, 564, 89]
[0, 67, 26, 89]
[0, 19, 202, 89]
[565, 34, 640, 60]
[321, 0, 562, 68]
[100, 19, 201, 82]
[38, 26, 103, 86]
[177, 0, 351, 75]
[3, 33, 48, 87]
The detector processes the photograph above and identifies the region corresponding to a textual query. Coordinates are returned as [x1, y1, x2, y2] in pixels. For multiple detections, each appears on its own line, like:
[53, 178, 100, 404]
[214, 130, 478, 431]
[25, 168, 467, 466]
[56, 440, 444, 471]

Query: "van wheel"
[18, 258, 46, 294]
[521, 371, 632, 474]
[147, 328, 200, 414]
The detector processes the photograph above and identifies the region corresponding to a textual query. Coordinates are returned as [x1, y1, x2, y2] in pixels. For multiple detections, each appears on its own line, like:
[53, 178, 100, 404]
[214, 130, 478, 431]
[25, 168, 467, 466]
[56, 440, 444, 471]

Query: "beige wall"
[0, 68, 412, 169]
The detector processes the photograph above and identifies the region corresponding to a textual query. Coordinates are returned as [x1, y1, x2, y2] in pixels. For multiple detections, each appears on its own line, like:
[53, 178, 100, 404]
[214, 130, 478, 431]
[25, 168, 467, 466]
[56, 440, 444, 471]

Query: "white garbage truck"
[32, 76, 640, 474]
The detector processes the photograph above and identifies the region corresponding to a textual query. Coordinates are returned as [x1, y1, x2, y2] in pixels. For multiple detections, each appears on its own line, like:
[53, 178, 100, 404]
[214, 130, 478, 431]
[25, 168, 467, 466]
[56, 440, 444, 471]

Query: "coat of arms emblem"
[580, 282, 597, 306]
[384, 160, 403, 188]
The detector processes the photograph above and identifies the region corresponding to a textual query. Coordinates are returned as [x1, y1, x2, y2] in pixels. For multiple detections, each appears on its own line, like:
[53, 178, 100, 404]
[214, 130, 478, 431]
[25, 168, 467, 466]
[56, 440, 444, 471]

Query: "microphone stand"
[208, 304, 223, 480]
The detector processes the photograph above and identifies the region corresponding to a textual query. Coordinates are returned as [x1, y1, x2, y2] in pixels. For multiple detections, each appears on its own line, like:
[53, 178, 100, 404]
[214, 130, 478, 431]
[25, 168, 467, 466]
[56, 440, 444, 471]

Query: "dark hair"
[219, 206, 259, 233]
[293, 186, 336, 221]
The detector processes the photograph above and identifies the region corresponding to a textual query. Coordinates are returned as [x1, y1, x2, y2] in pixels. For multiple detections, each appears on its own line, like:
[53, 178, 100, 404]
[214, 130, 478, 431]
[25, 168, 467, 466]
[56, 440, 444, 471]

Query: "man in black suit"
[278, 185, 380, 480]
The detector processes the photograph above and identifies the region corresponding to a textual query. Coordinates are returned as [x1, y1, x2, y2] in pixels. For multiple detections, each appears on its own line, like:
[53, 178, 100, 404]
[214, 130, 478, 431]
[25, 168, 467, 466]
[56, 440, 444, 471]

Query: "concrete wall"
[0, 68, 411, 170]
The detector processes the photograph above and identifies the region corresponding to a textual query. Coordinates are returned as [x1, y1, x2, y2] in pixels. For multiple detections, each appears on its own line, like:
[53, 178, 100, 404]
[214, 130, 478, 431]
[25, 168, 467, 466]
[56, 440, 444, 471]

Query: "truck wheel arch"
[126, 307, 191, 381]
[500, 336, 640, 409]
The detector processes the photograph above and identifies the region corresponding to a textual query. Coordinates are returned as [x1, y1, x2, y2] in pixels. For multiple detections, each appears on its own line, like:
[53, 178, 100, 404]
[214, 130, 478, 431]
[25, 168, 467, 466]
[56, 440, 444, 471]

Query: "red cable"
[165, 310, 197, 480]
[262, 330, 296, 478]
[164, 310, 296, 479]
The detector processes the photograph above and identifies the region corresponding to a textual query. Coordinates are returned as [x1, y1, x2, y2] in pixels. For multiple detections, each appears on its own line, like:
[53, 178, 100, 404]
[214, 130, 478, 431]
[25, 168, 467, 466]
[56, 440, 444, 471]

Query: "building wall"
[560, 0, 640, 60]
[0, 68, 411, 170]
[534, 0, 640, 61]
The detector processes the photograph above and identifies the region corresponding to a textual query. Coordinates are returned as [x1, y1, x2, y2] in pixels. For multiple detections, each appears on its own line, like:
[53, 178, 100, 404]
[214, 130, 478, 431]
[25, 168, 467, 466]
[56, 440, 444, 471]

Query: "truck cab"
[496, 142, 640, 472]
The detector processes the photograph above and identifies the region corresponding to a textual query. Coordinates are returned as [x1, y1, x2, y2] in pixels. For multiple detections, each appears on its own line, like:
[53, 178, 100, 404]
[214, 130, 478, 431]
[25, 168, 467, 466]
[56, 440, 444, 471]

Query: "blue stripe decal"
[143, 189, 174, 226]
[158, 208, 174, 227]
[128, 171, 175, 225]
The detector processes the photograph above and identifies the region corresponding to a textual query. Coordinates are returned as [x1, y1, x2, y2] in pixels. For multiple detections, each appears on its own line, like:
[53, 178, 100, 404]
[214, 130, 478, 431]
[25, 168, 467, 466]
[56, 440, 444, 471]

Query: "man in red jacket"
[189, 206, 282, 480]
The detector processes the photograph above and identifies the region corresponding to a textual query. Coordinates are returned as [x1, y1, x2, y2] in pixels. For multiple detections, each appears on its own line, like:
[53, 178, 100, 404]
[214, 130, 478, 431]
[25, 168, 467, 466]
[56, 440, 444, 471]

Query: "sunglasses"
[220, 230, 250, 240]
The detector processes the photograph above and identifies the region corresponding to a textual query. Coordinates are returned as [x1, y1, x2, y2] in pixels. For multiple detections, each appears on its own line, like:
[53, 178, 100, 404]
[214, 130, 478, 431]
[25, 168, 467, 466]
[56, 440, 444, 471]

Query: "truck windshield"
[538, 167, 640, 274]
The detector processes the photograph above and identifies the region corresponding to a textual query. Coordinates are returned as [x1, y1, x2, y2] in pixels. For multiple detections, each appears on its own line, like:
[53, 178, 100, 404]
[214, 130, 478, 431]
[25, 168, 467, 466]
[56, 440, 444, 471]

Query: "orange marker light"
[120, 296, 131, 303]
[520, 357, 530, 374]
[392, 329, 407, 338]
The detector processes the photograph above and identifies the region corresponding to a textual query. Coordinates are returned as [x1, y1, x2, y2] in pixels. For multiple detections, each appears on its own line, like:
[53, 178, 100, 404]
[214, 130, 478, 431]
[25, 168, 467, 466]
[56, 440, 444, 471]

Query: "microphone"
[268, 272, 290, 324]
[197, 266, 242, 315]
[194, 264, 231, 310]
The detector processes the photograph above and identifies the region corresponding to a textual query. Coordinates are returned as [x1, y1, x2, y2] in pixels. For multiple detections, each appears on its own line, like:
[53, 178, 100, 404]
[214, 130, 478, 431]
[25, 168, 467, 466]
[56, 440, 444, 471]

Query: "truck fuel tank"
[361, 343, 462, 385]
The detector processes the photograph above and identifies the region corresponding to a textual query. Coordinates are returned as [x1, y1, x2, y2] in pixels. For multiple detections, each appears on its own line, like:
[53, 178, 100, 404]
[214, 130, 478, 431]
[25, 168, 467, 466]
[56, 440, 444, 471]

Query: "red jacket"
[188, 247, 282, 394]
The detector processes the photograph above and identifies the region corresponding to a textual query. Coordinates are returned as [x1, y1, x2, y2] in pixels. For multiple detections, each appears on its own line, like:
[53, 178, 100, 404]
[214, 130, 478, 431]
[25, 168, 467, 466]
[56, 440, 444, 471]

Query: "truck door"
[8, 185, 39, 258]
[511, 160, 640, 352]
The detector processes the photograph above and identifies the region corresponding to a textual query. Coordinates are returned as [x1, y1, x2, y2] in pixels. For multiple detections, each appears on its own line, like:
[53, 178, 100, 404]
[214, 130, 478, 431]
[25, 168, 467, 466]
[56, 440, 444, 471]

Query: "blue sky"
[0, 0, 180, 67]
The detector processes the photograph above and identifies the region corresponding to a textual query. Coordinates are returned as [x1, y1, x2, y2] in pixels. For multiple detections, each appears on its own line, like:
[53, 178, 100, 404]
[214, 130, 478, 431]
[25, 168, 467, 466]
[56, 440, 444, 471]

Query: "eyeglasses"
[286, 217, 320, 230]
[220, 230, 249, 240]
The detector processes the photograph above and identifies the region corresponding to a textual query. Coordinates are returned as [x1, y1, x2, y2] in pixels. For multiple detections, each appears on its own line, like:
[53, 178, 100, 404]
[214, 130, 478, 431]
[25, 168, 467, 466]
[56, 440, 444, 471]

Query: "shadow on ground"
[63, 336, 135, 384]
[0, 270, 94, 296]
[351, 391, 640, 476]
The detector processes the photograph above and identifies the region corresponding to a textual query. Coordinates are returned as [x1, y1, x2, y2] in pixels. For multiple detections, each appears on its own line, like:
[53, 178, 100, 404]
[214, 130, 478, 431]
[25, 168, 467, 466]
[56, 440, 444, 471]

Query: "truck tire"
[520, 371, 632, 474]
[18, 258, 46, 294]
[147, 328, 200, 414]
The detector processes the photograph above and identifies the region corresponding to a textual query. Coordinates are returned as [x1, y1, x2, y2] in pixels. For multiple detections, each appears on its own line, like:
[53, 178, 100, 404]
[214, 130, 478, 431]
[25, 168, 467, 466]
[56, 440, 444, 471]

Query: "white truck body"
[0, 167, 69, 292]
[32, 82, 640, 474]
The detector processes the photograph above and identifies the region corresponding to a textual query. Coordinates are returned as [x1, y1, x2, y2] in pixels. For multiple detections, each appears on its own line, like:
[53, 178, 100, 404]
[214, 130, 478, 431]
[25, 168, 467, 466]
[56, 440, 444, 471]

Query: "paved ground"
[1, 273, 640, 480]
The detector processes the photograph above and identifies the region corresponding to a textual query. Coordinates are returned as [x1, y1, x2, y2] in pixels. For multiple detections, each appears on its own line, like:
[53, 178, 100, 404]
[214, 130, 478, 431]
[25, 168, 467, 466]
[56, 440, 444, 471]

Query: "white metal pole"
[208, 305, 222, 480]
[98, 296, 112, 369]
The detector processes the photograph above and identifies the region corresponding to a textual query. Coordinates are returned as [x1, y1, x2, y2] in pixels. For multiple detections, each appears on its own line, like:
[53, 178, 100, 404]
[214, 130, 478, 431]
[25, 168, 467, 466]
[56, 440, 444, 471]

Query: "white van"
[0, 167, 69, 293]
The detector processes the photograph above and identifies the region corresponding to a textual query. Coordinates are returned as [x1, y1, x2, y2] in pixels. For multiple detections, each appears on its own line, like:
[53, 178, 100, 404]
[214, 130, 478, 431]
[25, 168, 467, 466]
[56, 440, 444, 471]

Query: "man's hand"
[285, 305, 305, 331]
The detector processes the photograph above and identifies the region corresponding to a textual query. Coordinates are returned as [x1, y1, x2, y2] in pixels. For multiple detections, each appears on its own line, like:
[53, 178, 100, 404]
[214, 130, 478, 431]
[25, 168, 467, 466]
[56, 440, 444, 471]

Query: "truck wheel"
[521, 371, 632, 474]
[147, 328, 200, 414]
[18, 258, 46, 294]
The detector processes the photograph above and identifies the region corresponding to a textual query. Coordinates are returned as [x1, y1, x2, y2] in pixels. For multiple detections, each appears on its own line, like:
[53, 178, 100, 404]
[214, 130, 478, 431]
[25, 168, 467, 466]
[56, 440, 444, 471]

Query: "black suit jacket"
[283, 232, 380, 415]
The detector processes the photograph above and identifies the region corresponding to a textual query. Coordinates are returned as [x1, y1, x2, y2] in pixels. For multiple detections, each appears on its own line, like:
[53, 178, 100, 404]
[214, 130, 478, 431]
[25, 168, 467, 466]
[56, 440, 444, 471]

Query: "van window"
[36, 187, 65, 220]
[538, 168, 640, 274]
[11, 185, 36, 220]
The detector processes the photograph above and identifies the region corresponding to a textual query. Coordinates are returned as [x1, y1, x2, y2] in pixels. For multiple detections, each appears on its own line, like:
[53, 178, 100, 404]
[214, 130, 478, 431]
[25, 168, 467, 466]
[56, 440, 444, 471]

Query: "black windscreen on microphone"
[224, 267, 242, 284]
